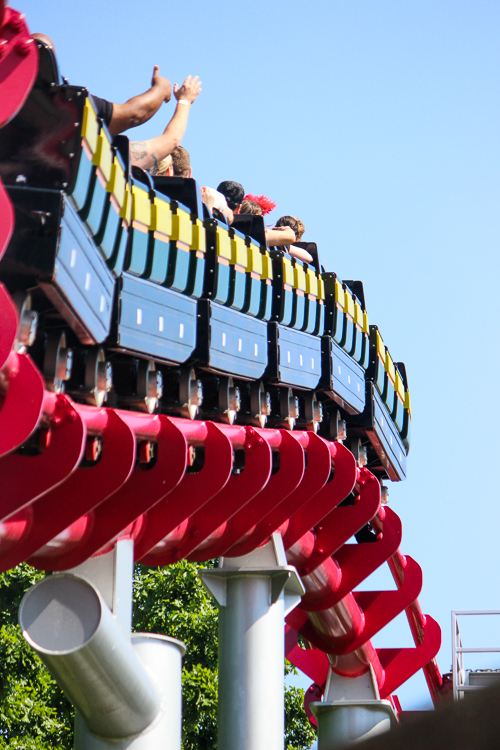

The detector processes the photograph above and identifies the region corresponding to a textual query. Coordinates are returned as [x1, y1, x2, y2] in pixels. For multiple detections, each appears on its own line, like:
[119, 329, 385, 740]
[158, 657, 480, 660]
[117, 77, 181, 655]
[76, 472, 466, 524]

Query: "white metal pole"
[19, 574, 160, 739]
[201, 533, 304, 750]
[20, 541, 186, 750]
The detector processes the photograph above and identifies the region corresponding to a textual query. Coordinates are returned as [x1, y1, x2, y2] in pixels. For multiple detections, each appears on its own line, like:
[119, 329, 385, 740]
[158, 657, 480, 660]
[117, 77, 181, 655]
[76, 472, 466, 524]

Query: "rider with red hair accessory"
[243, 194, 276, 215]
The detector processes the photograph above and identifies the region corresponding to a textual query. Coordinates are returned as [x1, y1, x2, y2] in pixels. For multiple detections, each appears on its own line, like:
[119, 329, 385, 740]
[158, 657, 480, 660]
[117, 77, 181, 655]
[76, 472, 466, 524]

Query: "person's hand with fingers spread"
[173, 75, 202, 106]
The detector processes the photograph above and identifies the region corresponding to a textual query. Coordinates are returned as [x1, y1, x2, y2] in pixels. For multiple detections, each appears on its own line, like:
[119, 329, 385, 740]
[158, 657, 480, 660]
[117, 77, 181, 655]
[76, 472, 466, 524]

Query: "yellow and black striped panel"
[107, 156, 127, 214]
[402, 389, 411, 449]
[360, 309, 370, 368]
[351, 299, 364, 361]
[340, 284, 355, 353]
[321, 272, 343, 340]
[125, 183, 152, 277]
[92, 128, 113, 188]
[81, 98, 99, 156]
[370, 328, 386, 396]
[230, 230, 249, 311]
[382, 349, 396, 414]
[392, 368, 406, 432]
[171, 205, 193, 251]
[291, 259, 307, 329]
[242, 239, 264, 318]
[70, 97, 100, 212]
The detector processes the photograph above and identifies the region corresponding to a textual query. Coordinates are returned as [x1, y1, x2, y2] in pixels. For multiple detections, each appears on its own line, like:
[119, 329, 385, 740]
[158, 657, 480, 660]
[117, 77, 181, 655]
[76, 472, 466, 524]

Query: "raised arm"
[108, 66, 172, 136]
[129, 76, 202, 174]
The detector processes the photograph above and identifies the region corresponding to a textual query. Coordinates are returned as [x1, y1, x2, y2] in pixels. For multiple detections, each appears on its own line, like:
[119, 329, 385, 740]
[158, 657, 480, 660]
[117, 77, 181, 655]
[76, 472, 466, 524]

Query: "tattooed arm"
[129, 76, 202, 175]
[129, 141, 160, 174]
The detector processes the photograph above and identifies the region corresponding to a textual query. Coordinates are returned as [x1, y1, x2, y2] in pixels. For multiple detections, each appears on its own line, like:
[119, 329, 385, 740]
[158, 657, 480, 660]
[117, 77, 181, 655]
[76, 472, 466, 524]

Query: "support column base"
[310, 700, 398, 748]
[74, 633, 185, 750]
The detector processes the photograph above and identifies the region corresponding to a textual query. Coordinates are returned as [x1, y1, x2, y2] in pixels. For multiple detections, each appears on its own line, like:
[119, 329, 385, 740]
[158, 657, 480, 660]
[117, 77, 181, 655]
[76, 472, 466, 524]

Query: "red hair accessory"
[244, 194, 276, 215]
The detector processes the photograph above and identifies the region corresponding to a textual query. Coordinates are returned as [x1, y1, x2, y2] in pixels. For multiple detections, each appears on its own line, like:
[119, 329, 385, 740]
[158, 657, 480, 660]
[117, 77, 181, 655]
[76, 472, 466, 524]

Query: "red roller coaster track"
[0, 2, 445, 723]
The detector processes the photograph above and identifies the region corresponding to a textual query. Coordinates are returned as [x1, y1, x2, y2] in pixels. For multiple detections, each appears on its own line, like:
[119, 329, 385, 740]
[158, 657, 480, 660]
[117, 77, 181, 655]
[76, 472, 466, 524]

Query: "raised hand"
[151, 65, 172, 102]
[173, 75, 202, 105]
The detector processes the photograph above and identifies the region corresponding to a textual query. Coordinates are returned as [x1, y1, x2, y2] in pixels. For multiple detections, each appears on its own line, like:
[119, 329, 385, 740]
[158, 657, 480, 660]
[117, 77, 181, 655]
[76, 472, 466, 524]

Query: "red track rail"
[0, 2, 444, 719]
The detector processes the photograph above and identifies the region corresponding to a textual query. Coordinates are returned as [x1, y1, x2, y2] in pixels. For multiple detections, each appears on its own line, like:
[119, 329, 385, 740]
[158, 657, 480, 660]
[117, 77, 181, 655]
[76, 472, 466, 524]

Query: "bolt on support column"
[201, 533, 304, 750]
[310, 667, 398, 748]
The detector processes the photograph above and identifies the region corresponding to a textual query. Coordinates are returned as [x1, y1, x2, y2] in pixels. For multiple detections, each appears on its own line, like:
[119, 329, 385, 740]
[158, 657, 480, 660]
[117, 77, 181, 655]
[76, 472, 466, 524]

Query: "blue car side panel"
[47, 200, 114, 343]
[321, 336, 366, 415]
[117, 273, 196, 363]
[267, 323, 322, 389]
[197, 300, 268, 379]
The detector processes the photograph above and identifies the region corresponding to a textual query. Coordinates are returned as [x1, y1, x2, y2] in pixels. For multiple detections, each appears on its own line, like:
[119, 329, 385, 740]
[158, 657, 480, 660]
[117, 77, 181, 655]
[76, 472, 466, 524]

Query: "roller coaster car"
[0, 38, 411, 481]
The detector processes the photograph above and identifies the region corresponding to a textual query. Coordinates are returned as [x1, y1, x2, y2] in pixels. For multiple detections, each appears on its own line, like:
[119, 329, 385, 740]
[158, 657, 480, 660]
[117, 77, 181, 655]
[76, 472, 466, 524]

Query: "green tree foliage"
[0, 566, 73, 750]
[0, 561, 316, 749]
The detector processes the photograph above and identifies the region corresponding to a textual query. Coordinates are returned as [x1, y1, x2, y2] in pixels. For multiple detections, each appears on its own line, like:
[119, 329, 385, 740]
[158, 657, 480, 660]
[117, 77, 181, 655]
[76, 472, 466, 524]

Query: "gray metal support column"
[310, 667, 398, 748]
[201, 533, 304, 750]
[67, 538, 135, 636]
[19, 540, 186, 750]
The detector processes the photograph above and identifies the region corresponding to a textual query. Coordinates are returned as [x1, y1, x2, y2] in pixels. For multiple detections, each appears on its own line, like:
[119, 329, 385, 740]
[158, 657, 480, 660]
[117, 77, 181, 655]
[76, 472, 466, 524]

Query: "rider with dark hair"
[217, 181, 245, 211]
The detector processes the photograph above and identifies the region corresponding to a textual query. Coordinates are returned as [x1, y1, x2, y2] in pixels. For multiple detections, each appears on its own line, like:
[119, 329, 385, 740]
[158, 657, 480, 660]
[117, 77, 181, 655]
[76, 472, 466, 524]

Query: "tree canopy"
[0, 562, 316, 749]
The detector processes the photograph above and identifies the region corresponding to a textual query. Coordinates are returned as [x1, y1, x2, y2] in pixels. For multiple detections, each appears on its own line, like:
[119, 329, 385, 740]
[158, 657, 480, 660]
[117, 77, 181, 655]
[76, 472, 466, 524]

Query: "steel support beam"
[19, 540, 186, 749]
[19, 573, 160, 739]
[201, 533, 304, 750]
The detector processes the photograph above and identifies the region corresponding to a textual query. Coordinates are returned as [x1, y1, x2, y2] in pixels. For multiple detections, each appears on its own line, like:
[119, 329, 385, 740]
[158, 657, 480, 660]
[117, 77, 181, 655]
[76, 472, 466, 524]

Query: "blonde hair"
[156, 154, 173, 176]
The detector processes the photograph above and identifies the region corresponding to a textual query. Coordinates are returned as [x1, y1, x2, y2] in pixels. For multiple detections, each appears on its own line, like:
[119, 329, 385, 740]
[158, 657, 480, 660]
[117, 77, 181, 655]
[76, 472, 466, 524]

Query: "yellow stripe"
[317, 275, 325, 300]
[81, 99, 99, 154]
[374, 331, 385, 359]
[354, 301, 363, 327]
[191, 218, 206, 253]
[131, 185, 151, 226]
[261, 253, 273, 281]
[385, 351, 396, 382]
[119, 184, 132, 223]
[248, 242, 263, 275]
[294, 262, 307, 292]
[362, 310, 369, 334]
[305, 268, 318, 297]
[151, 196, 172, 235]
[231, 233, 248, 267]
[394, 370, 405, 400]
[343, 288, 355, 317]
[334, 278, 344, 305]
[283, 256, 294, 286]
[216, 226, 232, 261]
[92, 132, 113, 183]
[171, 208, 193, 245]
[404, 390, 411, 416]
[106, 158, 126, 208]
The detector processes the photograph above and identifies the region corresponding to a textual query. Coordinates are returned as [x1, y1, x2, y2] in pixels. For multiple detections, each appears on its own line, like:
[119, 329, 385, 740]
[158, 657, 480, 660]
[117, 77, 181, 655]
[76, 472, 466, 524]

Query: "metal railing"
[452, 610, 500, 701]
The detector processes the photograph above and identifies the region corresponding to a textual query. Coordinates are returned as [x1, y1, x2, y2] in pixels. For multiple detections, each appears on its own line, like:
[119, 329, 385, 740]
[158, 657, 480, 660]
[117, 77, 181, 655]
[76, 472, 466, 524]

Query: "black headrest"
[132, 165, 154, 191]
[33, 39, 60, 89]
[395, 362, 408, 389]
[293, 242, 320, 274]
[344, 280, 366, 309]
[231, 214, 266, 247]
[152, 176, 203, 218]
[113, 135, 130, 176]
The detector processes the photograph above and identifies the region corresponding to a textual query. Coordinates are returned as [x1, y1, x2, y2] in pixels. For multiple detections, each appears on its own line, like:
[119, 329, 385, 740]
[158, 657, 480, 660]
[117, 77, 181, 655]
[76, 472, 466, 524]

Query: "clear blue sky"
[15, 0, 500, 712]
